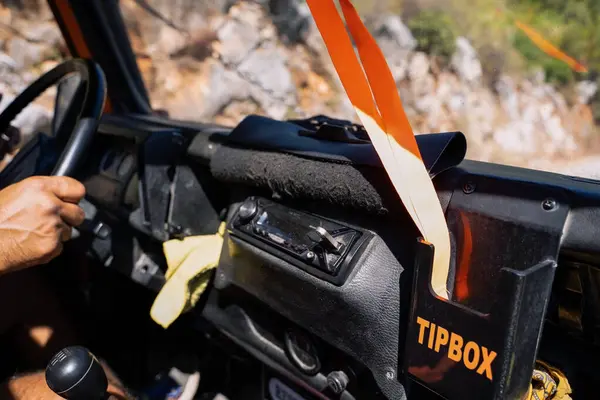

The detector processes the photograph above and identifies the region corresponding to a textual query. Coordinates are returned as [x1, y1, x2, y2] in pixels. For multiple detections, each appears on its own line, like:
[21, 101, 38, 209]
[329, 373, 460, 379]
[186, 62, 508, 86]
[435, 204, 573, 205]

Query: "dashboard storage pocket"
[405, 241, 556, 400]
[404, 176, 571, 400]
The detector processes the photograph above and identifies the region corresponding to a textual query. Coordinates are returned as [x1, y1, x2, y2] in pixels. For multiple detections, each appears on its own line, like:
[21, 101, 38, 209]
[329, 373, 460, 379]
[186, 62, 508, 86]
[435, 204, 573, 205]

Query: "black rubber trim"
[66, 0, 152, 114]
[222, 115, 467, 177]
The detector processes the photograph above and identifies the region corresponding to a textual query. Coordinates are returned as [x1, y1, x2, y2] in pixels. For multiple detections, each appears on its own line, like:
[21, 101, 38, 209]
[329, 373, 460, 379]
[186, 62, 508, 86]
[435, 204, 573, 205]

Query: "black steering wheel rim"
[0, 58, 106, 177]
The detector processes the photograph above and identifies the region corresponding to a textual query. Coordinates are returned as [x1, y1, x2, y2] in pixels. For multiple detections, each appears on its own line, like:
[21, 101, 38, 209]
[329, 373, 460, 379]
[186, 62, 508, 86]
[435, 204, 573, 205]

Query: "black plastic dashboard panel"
[205, 158, 600, 400]
[211, 206, 409, 400]
[406, 168, 570, 399]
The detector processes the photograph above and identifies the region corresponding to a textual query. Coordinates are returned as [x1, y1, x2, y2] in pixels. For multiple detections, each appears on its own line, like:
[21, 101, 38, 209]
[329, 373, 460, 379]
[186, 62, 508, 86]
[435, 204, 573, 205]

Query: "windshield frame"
[47, 0, 152, 115]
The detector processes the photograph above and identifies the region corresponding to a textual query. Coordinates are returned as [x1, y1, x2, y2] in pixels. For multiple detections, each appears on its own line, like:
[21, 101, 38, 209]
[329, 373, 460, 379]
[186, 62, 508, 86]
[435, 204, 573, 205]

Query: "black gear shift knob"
[45, 346, 108, 399]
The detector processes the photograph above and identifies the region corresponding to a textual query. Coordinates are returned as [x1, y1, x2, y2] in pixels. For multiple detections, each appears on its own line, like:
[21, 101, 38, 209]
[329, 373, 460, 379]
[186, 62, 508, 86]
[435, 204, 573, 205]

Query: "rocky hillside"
[2, 0, 600, 174]
[0, 1, 65, 141]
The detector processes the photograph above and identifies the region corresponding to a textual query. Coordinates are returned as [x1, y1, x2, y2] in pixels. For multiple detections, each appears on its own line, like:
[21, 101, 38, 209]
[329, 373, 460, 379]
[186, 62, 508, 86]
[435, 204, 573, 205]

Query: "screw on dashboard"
[463, 182, 476, 194]
[542, 198, 557, 211]
[326, 371, 349, 394]
[385, 367, 395, 380]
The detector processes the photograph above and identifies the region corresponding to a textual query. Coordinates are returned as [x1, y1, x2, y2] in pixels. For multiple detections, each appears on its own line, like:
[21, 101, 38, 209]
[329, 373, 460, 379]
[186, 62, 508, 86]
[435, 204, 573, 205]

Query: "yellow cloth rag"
[150, 222, 226, 329]
[527, 361, 572, 400]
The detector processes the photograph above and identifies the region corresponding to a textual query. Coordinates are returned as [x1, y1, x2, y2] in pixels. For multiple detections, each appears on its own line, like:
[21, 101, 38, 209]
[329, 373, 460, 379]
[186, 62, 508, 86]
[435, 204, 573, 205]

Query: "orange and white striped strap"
[306, 0, 452, 299]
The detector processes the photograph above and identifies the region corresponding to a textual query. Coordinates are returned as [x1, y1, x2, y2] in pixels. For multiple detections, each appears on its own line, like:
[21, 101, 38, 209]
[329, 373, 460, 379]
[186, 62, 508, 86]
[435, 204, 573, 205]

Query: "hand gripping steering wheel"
[0, 59, 106, 182]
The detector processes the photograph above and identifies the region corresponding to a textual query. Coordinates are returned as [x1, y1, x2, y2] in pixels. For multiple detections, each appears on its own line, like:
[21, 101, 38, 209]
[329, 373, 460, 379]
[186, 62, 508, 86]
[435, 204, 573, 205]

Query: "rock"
[576, 80, 598, 105]
[304, 18, 326, 56]
[215, 3, 262, 65]
[493, 121, 537, 154]
[372, 15, 417, 52]
[0, 52, 25, 94]
[0, 94, 52, 143]
[156, 58, 251, 121]
[408, 52, 430, 81]
[197, 60, 251, 119]
[268, 0, 312, 44]
[148, 25, 188, 56]
[547, 88, 568, 114]
[414, 91, 436, 114]
[292, 56, 336, 117]
[465, 89, 497, 143]
[24, 22, 63, 48]
[411, 78, 435, 115]
[543, 113, 576, 153]
[420, 96, 444, 131]
[21, 71, 36, 85]
[536, 100, 574, 152]
[530, 67, 545, 85]
[372, 15, 415, 83]
[0, 51, 17, 70]
[183, 13, 210, 35]
[7, 37, 50, 69]
[229, 1, 263, 27]
[451, 37, 482, 85]
[447, 92, 467, 112]
[436, 72, 460, 108]
[519, 79, 534, 95]
[566, 104, 595, 139]
[495, 75, 519, 120]
[259, 19, 278, 42]
[237, 42, 295, 118]
[237, 44, 292, 96]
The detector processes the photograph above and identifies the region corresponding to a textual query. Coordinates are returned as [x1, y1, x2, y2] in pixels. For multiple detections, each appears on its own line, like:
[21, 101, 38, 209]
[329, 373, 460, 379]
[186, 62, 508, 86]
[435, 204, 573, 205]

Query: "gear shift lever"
[45, 346, 108, 399]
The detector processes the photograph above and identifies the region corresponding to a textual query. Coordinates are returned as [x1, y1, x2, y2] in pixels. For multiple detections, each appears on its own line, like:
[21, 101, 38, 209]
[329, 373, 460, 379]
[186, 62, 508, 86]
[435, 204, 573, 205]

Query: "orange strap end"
[515, 20, 588, 73]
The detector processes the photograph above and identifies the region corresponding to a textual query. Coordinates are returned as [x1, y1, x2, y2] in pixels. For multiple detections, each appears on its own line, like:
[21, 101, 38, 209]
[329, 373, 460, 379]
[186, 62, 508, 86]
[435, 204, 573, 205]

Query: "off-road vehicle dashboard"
[68, 113, 600, 399]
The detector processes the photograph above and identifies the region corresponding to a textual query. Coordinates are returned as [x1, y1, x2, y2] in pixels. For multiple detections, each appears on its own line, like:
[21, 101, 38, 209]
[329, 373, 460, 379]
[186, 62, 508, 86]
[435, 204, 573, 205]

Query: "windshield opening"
[118, 0, 600, 179]
[0, 0, 68, 161]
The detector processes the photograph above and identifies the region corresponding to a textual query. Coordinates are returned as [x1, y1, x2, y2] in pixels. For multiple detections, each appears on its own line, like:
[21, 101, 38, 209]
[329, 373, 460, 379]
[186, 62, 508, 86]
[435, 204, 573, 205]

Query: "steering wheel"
[0, 59, 106, 183]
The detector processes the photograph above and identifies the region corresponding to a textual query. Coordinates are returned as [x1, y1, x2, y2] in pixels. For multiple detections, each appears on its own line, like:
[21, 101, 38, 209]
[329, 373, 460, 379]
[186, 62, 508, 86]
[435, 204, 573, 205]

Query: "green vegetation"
[452, 0, 598, 84]
[364, 0, 597, 81]
[337, 0, 600, 89]
[407, 11, 457, 63]
[513, 29, 573, 84]
[504, 0, 600, 84]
